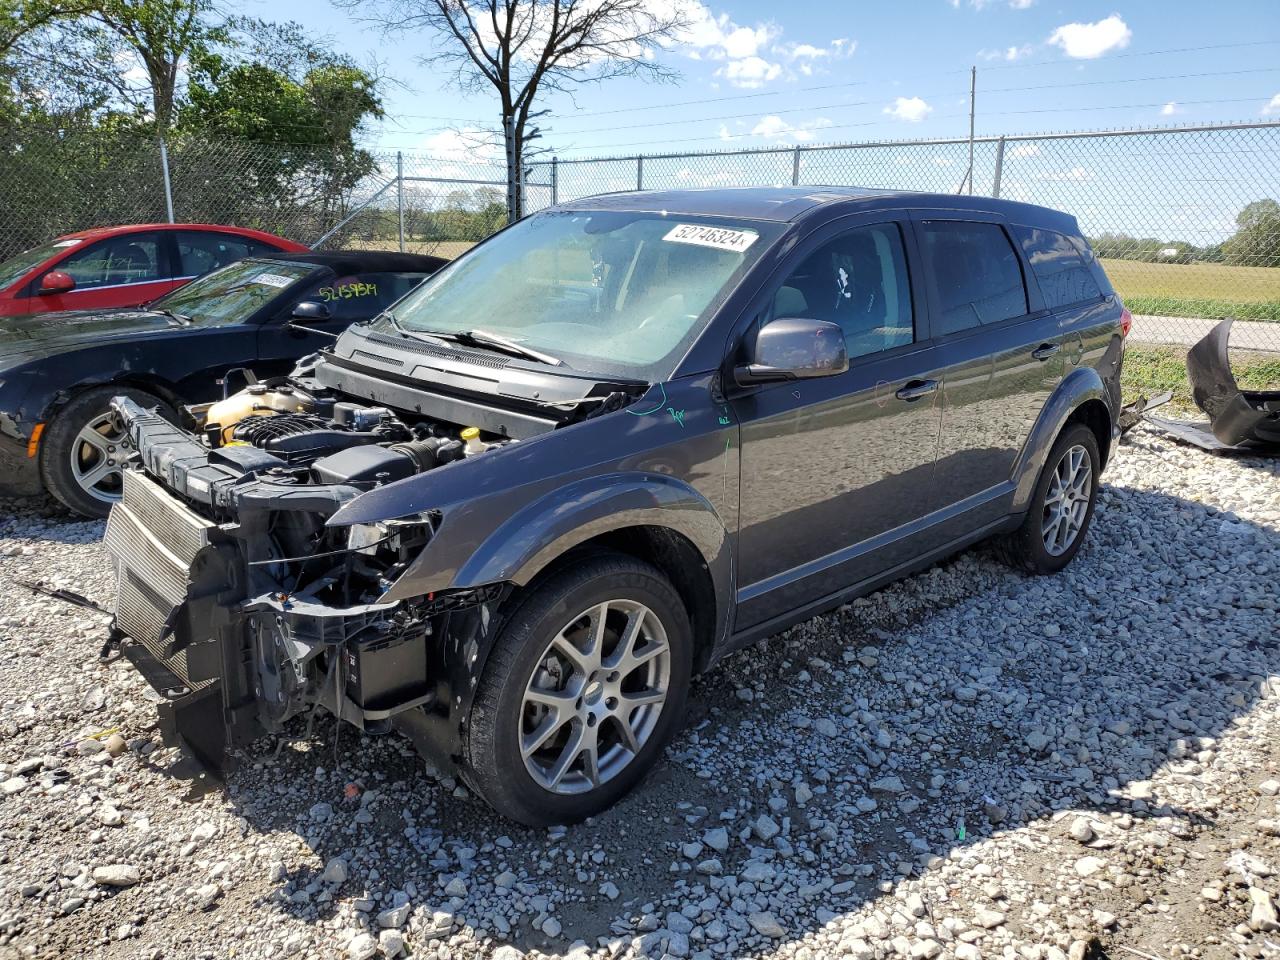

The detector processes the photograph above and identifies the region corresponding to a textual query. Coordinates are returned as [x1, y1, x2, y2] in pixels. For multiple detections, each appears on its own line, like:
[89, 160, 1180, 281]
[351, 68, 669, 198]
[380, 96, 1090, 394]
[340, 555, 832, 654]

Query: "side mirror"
[291, 301, 331, 321]
[734, 317, 849, 386]
[37, 271, 75, 295]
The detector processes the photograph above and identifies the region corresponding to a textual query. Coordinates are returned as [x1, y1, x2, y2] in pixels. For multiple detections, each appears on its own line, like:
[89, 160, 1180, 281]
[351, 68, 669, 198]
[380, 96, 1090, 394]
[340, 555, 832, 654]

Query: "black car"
[102, 188, 1126, 825]
[0, 252, 445, 516]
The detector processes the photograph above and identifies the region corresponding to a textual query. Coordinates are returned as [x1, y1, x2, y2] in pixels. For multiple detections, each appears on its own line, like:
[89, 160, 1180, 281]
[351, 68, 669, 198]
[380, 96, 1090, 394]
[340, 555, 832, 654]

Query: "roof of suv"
[557, 186, 1077, 229]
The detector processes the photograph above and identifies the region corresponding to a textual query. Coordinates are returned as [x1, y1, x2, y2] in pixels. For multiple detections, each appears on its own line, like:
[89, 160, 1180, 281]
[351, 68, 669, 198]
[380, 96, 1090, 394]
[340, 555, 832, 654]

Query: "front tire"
[998, 422, 1100, 574]
[39, 385, 176, 519]
[463, 554, 693, 826]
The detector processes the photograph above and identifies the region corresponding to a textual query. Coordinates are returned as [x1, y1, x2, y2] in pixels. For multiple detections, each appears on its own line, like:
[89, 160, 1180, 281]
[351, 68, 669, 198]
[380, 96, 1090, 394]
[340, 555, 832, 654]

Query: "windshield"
[390, 210, 780, 378]
[152, 258, 315, 325]
[0, 238, 84, 290]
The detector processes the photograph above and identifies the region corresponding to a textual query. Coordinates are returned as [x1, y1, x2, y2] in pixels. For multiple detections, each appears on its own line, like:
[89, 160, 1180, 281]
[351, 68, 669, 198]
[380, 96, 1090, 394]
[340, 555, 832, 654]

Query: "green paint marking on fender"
[627, 382, 668, 417]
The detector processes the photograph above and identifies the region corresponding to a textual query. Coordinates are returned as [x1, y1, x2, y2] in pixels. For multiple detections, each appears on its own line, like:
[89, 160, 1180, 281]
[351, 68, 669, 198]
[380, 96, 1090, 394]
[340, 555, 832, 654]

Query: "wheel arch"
[1011, 366, 1113, 513]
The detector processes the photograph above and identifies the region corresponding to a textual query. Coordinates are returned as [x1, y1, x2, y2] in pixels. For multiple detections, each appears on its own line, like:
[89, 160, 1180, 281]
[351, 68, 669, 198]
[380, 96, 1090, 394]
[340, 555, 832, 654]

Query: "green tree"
[1222, 199, 1280, 268]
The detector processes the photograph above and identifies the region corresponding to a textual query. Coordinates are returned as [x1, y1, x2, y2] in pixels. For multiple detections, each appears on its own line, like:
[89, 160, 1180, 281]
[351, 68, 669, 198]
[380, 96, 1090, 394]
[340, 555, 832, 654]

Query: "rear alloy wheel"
[39, 385, 176, 519]
[463, 554, 692, 825]
[997, 422, 1100, 574]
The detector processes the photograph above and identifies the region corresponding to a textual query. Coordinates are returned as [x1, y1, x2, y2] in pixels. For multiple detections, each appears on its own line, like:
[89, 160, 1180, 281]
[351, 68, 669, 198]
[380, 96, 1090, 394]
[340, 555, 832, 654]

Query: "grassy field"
[1122, 343, 1280, 410]
[1100, 258, 1280, 322]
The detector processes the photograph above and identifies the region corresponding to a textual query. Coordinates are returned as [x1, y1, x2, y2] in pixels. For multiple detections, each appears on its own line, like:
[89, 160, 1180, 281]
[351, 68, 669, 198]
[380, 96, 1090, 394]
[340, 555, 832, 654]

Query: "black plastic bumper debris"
[1186, 318, 1280, 451]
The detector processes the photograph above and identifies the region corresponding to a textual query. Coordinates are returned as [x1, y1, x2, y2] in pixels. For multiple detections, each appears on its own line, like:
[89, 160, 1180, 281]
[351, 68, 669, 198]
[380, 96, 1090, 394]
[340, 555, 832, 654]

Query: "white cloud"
[421, 127, 500, 162]
[1161, 101, 1181, 116]
[884, 96, 933, 122]
[952, 0, 1035, 8]
[1009, 0, 1034, 8]
[1047, 14, 1131, 59]
[1263, 94, 1280, 116]
[750, 114, 834, 142]
[979, 44, 1032, 61]
[720, 56, 782, 88]
[1009, 143, 1040, 158]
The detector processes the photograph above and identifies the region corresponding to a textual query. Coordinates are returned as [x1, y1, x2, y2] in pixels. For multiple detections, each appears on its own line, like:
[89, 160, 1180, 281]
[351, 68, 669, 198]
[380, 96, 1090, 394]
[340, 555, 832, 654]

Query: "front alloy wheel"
[462, 554, 693, 826]
[520, 599, 672, 794]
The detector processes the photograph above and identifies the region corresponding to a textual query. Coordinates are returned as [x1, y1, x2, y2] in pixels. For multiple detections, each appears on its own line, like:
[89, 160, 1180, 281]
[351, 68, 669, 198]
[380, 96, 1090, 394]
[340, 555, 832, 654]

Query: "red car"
[0, 223, 309, 317]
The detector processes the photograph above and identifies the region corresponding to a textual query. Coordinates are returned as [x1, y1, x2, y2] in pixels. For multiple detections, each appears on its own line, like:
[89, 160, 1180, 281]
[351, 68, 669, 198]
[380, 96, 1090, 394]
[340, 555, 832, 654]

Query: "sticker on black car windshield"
[252, 273, 295, 288]
[663, 223, 758, 253]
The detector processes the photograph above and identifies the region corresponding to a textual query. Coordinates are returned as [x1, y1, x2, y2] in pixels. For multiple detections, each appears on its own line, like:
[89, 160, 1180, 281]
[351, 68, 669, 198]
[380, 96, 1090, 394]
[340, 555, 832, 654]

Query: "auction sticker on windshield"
[252, 273, 295, 288]
[663, 223, 758, 253]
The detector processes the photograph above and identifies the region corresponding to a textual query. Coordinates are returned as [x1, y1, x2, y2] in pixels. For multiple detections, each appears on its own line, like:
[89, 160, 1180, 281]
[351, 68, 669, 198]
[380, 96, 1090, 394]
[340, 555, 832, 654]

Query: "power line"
[548, 95, 1279, 154]
[445, 39, 1280, 124]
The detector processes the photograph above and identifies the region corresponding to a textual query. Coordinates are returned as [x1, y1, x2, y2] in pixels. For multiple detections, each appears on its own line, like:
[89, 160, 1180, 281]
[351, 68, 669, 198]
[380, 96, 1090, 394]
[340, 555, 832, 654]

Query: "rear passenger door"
[915, 213, 1064, 525]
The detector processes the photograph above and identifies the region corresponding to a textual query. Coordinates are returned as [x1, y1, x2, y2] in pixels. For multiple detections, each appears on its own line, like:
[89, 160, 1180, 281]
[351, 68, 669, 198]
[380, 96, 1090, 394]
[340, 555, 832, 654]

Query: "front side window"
[57, 233, 166, 289]
[1013, 226, 1103, 309]
[151, 259, 315, 326]
[301, 272, 429, 323]
[390, 211, 782, 378]
[770, 223, 914, 360]
[921, 220, 1028, 335]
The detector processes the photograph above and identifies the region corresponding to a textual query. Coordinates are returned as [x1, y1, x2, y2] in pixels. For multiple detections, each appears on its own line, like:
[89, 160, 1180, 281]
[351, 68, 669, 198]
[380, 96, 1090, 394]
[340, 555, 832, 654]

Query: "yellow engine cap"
[460, 426, 480, 441]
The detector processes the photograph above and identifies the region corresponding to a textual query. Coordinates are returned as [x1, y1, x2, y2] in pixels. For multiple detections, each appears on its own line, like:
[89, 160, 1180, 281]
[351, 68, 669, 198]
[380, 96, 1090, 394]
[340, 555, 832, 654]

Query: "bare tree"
[341, 0, 688, 219]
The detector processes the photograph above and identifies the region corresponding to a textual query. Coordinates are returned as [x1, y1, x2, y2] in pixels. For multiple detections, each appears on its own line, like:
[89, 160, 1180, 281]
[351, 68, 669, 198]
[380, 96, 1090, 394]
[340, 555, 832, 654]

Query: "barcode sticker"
[253, 273, 295, 288]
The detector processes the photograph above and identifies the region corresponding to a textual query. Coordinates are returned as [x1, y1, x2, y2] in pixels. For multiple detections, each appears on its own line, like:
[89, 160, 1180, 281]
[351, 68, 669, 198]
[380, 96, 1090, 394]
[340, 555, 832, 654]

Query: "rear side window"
[1013, 226, 1102, 309]
[770, 222, 914, 359]
[921, 221, 1028, 335]
[305, 272, 428, 323]
[176, 231, 277, 277]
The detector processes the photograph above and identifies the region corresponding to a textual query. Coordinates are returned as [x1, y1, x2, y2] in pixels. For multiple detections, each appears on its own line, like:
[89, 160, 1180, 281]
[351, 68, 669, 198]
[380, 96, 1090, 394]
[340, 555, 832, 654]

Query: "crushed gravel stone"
[0, 424, 1277, 960]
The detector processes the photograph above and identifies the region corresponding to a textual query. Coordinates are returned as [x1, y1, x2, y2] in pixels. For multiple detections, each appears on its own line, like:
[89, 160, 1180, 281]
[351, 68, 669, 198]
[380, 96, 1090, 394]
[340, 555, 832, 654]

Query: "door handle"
[895, 378, 940, 402]
[1031, 343, 1061, 361]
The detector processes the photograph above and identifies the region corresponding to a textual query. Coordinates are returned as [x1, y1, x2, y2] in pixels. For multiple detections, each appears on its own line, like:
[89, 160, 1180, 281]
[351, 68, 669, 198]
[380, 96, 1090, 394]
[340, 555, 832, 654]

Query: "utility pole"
[967, 66, 976, 196]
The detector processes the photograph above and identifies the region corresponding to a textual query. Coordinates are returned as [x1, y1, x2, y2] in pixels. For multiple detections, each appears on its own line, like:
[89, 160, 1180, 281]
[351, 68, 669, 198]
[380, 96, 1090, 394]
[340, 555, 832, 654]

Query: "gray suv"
[103, 187, 1126, 825]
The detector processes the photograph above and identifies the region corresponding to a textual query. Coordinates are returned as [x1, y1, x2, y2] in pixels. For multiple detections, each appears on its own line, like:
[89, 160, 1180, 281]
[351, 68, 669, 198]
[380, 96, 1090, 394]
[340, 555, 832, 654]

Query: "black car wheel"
[39, 385, 177, 519]
[998, 422, 1100, 574]
[462, 553, 693, 826]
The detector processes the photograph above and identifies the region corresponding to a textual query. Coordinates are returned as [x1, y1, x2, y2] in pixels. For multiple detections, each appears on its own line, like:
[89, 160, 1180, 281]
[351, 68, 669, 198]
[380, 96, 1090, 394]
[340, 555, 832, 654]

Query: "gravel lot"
[0, 427, 1278, 960]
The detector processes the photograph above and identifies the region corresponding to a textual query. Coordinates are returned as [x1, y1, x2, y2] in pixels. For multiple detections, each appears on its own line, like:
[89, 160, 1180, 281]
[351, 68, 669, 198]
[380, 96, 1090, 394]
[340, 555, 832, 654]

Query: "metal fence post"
[396, 151, 405, 252]
[636, 156, 644, 191]
[792, 146, 801, 186]
[551, 157, 558, 205]
[991, 136, 1006, 199]
[503, 114, 517, 224]
[158, 138, 175, 223]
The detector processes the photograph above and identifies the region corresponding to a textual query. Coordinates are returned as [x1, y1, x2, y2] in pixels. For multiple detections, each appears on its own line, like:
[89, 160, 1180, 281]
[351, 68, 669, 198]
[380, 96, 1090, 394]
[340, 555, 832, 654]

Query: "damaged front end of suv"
[102, 353, 649, 775]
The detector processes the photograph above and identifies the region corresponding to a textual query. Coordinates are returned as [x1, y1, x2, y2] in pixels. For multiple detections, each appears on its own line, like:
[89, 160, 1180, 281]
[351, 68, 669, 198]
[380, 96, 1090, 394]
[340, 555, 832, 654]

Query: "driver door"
[731, 215, 946, 630]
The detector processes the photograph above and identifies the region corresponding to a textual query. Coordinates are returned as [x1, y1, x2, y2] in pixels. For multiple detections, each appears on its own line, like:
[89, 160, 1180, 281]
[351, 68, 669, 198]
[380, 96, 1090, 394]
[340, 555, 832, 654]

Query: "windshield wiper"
[154, 308, 191, 326]
[408, 328, 564, 366]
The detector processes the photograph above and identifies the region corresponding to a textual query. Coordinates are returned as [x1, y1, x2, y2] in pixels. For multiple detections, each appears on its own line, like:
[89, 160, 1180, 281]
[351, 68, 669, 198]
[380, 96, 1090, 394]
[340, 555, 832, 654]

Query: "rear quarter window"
[1013, 226, 1104, 309]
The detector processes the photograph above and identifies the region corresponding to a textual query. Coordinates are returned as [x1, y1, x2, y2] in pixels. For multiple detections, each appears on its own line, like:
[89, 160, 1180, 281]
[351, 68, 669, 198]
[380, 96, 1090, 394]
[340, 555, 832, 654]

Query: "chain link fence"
[532, 121, 1280, 357]
[2, 121, 1277, 362]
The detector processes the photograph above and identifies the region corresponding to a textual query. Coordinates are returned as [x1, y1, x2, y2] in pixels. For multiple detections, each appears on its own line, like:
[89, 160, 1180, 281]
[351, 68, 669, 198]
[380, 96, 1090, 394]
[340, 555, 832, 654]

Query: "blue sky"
[258, 0, 1280, 159]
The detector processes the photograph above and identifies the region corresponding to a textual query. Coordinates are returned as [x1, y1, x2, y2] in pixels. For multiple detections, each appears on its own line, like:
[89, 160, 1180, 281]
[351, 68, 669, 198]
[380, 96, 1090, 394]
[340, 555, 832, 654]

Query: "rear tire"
[462, 554, 693, 826]
[39, 385, 176, 519]
[997, 423, 1099, 575]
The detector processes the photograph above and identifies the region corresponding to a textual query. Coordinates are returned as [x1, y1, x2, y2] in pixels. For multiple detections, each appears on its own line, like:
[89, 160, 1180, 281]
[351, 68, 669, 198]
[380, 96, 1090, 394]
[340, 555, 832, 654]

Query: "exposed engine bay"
[102, 342, 646, 775]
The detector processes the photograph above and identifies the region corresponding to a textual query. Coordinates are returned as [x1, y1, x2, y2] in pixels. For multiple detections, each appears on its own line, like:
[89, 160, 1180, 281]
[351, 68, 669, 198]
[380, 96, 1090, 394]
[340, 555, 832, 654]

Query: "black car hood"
[0, 309, 178, 363]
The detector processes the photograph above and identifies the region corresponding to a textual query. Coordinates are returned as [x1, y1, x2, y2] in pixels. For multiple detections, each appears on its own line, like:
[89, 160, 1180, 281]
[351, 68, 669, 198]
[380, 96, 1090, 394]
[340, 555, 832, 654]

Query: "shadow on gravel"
[156, 475, 1280, 956]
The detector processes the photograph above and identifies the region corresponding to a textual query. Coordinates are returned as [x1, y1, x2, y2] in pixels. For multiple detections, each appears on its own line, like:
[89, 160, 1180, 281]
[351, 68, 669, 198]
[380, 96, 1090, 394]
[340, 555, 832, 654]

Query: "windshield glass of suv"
[390, 211, 779, 378]
[152, 259, 315, 325]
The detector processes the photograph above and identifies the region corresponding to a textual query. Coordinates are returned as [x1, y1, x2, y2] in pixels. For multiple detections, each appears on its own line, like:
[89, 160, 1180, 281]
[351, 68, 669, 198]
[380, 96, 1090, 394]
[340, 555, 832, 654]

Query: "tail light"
[1119, 304, 1133, 338]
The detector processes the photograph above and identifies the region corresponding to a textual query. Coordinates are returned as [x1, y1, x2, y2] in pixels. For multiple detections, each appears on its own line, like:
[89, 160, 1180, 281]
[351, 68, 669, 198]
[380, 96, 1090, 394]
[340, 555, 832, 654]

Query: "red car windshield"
[0, 237, 85, 290]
